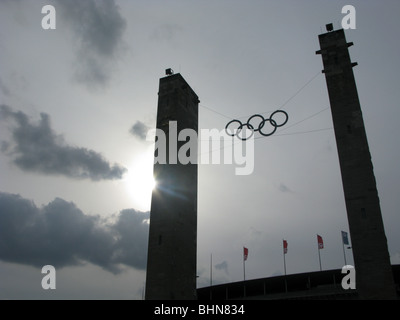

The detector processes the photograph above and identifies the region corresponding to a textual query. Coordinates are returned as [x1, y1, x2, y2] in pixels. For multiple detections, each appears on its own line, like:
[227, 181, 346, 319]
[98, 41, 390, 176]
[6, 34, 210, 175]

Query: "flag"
[283, 240, 288, 254]
[341, 231, 349, 245]
[243, 247, 248, 261]
[317, 234, 324, 249]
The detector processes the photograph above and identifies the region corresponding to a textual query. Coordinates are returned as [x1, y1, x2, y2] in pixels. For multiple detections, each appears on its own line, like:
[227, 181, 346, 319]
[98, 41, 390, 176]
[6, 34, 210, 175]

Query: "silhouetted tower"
[316, 24, 396, 299]
[145, 71, 199, 300]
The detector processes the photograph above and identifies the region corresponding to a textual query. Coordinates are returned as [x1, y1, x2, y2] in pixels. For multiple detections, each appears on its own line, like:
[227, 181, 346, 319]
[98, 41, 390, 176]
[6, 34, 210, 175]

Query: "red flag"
[243, 247, 248, 261]
[317, 234, 324, 249]
[283, 240, 288, 254]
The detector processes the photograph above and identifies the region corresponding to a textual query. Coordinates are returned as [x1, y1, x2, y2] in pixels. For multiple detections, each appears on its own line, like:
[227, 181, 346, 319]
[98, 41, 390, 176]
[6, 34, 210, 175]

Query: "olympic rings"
[225, 110, 288, 140]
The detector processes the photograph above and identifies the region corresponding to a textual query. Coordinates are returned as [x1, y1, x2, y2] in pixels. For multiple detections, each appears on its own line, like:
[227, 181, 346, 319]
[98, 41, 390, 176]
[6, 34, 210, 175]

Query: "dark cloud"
[0, 105, 126, 181]
[278, 183, 293, 193]
[0, 192, 149, 273]
[215, 261, 229, 275]
[54, 0, 127, 87]
[111, 209, 149, 269]
[129, 121, 150, 140]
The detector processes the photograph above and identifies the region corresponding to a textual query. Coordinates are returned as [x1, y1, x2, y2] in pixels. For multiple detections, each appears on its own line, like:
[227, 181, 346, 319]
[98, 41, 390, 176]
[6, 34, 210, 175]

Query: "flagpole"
[283, 248, 287, 276]
[317, 235, 322, 271]
[243, 247, 247, 298]
[210, 253, 213, 287]
[243, 249, 246, 282]
[283, 239, 287, 293]
[210, 253, 213, 300]
[318, 246, 322, 271]
[283, 240, 287, 276]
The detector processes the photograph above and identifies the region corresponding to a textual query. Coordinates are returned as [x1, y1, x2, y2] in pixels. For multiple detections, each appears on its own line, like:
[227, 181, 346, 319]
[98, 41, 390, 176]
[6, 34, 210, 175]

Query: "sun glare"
[125, 150, 155, 211]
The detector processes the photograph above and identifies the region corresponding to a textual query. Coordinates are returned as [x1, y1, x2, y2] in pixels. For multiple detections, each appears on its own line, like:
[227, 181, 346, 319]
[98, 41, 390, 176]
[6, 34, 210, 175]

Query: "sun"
[124, 150, 156, 211]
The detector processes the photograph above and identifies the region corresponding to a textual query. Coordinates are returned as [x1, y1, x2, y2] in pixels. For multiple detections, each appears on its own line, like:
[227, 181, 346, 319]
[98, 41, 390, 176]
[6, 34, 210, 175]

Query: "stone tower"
[316, 25, 396, 299]
[145, 72, 199, 300]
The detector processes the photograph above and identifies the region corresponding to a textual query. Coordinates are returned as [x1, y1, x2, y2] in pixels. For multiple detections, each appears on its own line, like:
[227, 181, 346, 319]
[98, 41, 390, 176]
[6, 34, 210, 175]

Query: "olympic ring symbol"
[225, 110, 289, 140]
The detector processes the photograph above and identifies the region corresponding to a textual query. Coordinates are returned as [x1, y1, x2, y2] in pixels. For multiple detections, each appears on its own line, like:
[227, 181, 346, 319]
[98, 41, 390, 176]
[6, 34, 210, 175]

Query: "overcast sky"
[1, 0, 400, 299]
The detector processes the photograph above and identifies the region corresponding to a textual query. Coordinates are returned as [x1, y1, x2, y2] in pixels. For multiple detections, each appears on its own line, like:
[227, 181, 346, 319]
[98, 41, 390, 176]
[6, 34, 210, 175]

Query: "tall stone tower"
[316, 25, 396, 299]
[145, 71, 199, 300]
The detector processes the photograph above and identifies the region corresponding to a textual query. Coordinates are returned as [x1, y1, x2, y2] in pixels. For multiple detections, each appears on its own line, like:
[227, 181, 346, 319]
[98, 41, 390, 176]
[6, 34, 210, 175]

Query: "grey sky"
[1, 0, 400, 299]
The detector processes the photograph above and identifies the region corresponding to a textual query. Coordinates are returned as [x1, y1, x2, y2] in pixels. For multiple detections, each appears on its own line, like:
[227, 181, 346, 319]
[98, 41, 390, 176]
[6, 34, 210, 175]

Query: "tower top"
[159, 72, 200, 103]
[165, 68, 174, 76]
[325, 23, 334, 32]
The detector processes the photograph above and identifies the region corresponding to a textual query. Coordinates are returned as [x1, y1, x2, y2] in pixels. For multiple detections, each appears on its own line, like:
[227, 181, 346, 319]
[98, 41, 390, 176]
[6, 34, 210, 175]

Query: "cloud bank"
[0, 192, 149, 273]
[215, 260, 229, 275]
[129, 121, 150, 140]
[54, 0, 127, 87]
[0, 105, 126, 181]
